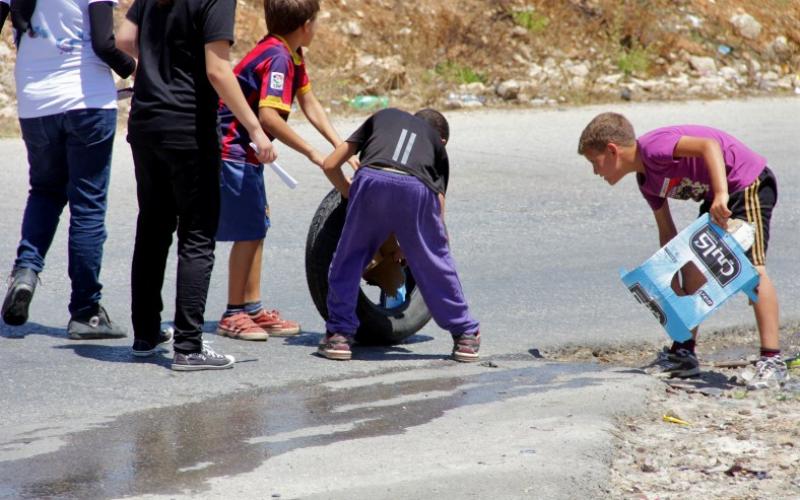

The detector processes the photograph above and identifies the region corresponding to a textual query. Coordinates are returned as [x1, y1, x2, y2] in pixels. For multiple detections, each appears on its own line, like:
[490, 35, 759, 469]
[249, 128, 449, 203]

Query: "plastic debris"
[349, 95, 389, 111]
[662, 414, 691, 426]
[717, 44, 732, 56]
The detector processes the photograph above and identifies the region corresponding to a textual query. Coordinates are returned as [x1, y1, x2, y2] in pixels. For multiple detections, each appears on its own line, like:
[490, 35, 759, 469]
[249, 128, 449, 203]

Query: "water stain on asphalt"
[0, 361, 603, 499]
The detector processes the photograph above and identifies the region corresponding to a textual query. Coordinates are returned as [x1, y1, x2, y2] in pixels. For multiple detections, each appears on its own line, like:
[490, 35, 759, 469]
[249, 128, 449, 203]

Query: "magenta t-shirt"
[636, 125, 766, 210]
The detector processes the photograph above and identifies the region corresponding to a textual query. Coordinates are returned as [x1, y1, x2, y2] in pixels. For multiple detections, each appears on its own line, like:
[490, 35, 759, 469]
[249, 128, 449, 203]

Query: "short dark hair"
[414, 108, 449, 143]
[264, 0, 320, 36]
[577, 112, 636, 154]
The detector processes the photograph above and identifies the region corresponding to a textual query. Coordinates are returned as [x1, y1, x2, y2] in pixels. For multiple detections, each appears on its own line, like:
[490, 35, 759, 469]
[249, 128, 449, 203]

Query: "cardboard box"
[619, 214, 760, 342]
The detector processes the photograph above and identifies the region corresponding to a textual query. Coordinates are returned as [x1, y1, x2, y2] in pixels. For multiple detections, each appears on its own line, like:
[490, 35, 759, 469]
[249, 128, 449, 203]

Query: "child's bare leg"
[752, 266, 779, 350]
[244, 239, 264, 304]
[228, 240, 262, 305]
[679, 263, 707, 341]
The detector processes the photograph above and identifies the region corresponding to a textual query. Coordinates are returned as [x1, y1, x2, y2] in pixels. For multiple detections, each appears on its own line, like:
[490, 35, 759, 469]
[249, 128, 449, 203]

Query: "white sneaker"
[741, 357, 789, 390]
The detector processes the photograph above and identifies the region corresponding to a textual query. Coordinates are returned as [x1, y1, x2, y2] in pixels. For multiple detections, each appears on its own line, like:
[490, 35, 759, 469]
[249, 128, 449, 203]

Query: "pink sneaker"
[216, 312, 269, 341]
[250, 309, 301, 337]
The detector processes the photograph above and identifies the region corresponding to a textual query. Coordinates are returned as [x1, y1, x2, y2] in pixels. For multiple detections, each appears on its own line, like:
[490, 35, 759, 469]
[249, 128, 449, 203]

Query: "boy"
[215, 0, 355, 341]
[319, 108, 481, 362]
[578, 112, 788, 389]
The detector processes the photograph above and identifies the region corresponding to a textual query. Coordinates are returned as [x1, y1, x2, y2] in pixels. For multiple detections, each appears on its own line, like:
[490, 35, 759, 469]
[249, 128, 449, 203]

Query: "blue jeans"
[16, 108, 117, 315]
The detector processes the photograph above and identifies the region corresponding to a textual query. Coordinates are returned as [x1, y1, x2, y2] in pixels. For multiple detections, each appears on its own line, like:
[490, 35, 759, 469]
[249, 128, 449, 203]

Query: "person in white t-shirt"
[1, 0, 136, 340]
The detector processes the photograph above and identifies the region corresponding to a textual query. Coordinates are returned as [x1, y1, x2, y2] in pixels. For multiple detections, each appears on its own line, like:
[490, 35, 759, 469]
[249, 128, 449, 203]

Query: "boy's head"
[264, 0, 320, 38]
[415, 108, 449, 145]
[578, 112, 637, 185]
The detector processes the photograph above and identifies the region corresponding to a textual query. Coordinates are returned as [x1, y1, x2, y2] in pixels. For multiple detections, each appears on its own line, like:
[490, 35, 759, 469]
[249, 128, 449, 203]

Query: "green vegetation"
[433, 61, 486, 84]
[512, 9, 549, 34]
[617, 47, 650, 76]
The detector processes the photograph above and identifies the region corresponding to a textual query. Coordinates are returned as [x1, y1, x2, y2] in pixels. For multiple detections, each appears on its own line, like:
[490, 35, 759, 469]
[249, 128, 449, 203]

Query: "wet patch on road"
[0, 360, 606, 499]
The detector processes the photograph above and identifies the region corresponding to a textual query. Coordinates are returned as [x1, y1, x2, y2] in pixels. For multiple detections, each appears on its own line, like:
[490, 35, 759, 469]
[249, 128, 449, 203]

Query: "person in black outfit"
[117, 0, 276, 371]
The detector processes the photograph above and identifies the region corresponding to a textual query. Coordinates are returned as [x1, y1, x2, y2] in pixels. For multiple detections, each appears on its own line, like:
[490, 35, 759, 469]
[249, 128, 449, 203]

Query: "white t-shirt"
[13, 0, 118, 118]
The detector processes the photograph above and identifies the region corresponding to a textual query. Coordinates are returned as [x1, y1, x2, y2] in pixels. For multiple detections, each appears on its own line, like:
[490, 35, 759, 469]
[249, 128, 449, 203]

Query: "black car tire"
[305, 189, 432, 345]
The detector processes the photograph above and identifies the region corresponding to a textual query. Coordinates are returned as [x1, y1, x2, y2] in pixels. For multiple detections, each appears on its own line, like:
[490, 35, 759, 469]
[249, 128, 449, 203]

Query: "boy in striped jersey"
[215, 0, 355, 341]
[578, 112, 788, 389]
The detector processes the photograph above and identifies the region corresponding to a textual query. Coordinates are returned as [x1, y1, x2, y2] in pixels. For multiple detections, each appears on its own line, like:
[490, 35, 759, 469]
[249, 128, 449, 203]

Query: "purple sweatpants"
[326, 168, 480, 337]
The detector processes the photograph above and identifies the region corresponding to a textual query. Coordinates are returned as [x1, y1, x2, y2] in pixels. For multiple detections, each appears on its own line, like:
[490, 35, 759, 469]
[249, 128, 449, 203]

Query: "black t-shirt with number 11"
[346, 108, 449, 194]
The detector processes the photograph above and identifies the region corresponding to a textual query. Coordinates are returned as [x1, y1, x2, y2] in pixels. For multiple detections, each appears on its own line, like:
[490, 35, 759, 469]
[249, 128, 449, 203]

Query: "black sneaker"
[172, 345, 235, 371]
[2, 267, 38, 326]
[642, 347, 700, 378]
[132, 327, 174, 357]
[67, 304, 127, 339]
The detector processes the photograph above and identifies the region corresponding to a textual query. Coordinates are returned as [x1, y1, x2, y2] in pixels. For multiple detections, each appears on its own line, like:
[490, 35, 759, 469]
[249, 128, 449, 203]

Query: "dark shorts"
[699, 166, 777, 266]
[216, 158, 270, 242]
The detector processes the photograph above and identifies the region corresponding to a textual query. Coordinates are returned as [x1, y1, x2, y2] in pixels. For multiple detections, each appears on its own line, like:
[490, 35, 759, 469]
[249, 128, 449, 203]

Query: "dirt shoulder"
[1, 1, 799, 136]
[548, 323, 800, 498]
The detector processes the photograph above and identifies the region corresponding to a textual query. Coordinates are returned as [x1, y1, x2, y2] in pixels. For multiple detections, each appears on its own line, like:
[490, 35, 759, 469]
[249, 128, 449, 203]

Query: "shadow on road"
[52, 344, 172, 369]
[0, 322, 67, 339]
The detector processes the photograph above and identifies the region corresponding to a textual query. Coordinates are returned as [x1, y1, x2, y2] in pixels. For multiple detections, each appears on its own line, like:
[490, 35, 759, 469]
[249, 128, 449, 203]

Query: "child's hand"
[251, 130, 277, 164]
[308, 150, 326, 169]
[347, 156, 360, 170]
[709, 193, 731, 229]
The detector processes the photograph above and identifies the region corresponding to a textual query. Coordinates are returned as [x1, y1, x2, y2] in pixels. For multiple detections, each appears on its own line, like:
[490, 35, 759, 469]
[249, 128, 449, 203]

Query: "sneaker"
[452, 331, 481, 363]
[250, 309, 300, 337]
[2, 267, 38, 326]
[67, 304, 127, 339]
[740, 357, 789, 390]
[642, 347, 700, 378]
[172, 345, 235, 371]
[216, 311, 269, 341]
[786, 353, 800, 370]
[132, 327, 174, 357]
[317, 332, 352, 361]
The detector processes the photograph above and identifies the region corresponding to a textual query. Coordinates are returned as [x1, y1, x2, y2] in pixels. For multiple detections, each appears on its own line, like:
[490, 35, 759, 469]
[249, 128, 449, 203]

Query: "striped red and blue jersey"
[219, 34, 311, 163]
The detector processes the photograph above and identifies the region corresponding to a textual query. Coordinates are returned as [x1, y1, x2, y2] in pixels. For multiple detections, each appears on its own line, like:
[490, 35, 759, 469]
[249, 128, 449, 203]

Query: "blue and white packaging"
[619, 214, 760, 342]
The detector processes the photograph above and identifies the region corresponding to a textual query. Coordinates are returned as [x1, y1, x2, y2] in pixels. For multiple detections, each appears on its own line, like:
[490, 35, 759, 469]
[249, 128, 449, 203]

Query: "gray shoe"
[2, 267, 38, 326]
[642, 347, 700, 379]
[68, 305, 127, 339]
[132, 327, 174, 357]
[741, 357, 789, 390]
[172, 345, 235, 371]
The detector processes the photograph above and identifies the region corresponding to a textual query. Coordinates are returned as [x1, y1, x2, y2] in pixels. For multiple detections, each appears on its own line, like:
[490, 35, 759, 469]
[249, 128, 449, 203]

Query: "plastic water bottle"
[349, 95, 389, 111]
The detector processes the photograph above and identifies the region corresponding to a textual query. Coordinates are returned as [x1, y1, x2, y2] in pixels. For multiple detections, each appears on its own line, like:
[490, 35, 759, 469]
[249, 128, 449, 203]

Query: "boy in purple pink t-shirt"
[578, 112, 788, 390]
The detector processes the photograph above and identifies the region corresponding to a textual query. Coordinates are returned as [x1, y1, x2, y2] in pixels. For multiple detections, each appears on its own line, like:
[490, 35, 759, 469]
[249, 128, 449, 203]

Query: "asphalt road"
[0, 97, 798, 498]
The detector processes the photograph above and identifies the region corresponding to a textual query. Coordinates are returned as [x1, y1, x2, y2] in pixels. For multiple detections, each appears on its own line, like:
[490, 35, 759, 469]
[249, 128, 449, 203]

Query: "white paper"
[249, 142, 298, 189]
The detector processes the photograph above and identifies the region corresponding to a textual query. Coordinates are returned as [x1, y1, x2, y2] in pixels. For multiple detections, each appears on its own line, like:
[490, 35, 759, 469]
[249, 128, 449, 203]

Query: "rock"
[460, 82, 487, 94]
[766, 36, 792, 62]
[596, 73, 623, 85]
[565, 62, 590, 77]
[730, 13, 761, 40]
[341, 20, 362, 37]
[689, 56, 717, 76]
[511, 26, 528, 38]
[495, 79, 520, 100]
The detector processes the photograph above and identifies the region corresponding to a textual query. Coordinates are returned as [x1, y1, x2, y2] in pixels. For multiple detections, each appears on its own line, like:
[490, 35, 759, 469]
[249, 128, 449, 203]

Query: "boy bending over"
[578, 112, 788, 389]
[319, 108, 481, 362]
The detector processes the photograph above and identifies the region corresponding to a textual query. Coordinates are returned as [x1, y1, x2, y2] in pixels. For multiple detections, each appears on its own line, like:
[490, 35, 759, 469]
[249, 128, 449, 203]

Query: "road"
[0, 97, 798, 498]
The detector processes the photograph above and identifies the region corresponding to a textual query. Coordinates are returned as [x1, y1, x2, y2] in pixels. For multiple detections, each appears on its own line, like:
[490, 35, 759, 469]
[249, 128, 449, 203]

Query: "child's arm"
[322, 142, 358, 198]
[674, 136, 732, 228]
[205, 41, 276, 164]
[652, 201, 678, 247]
[297, 90, 359, 169]
[259, 107, 326, 168]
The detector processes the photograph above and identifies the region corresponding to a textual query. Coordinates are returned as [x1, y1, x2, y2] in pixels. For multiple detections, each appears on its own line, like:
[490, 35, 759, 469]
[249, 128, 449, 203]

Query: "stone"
[495, 79, 520, 100]
[689, 56, 717, 76]
[766, 36, 792, 62]
[341, 20, 362, 37]
[730, 13, 762, 40]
